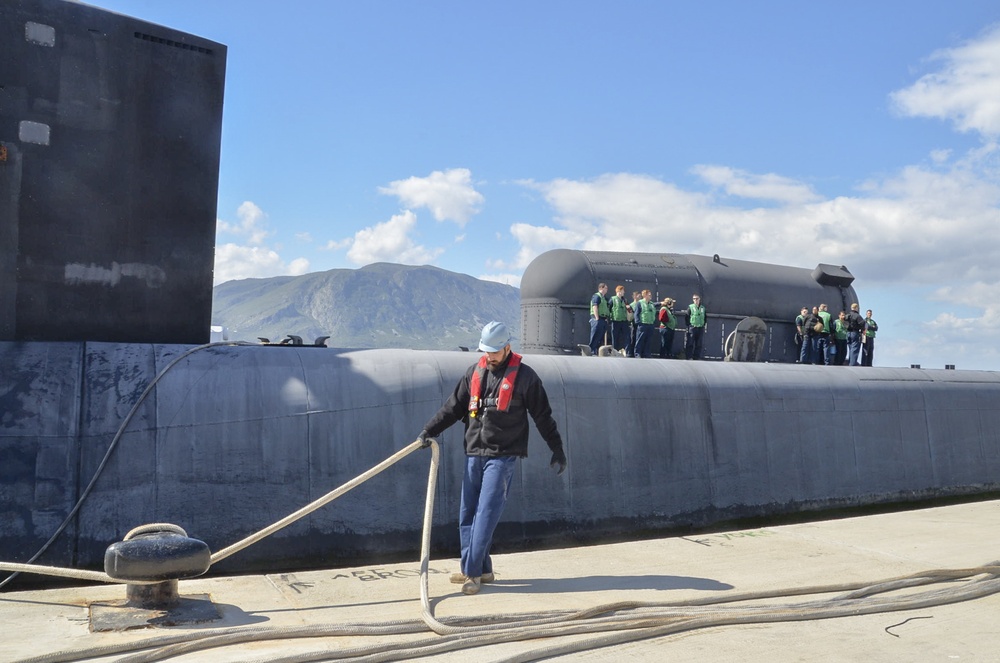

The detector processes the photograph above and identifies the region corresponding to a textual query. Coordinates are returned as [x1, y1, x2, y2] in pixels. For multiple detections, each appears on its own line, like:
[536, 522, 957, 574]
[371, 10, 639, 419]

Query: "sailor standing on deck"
[609, 285, 631, 353]
[845, 303, 866, 366]
[684, 294, 707, 360]
[588, 283, 610, 355]
[633, 290, 657, 358]
[417, 321, 567, 596]
[862, 310, 879, 366]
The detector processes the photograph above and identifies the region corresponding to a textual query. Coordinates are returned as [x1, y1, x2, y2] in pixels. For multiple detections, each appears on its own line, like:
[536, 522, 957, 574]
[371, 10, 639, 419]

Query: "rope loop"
[123, 523, 189, 541]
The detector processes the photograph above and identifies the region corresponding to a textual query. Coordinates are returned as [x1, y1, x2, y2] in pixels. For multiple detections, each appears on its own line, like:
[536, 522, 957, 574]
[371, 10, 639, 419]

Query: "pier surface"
[3, 498, 999, 661]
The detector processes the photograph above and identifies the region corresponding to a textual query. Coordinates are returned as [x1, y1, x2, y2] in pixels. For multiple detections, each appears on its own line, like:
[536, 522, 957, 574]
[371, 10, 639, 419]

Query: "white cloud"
[288, 257, 311, 275]
[478, 273, 522, 288]
[322, 238, 352, 251]
[499, 221, 590, 271]
[378, 168, 484, 225]
[214, 202, 310, 285]
[216, 201, 271, 245]
[512, 159, 1000, 287]
[345, 210, 444, 265]
[213, 243, 309, 284]
[691, 165, 823, 205]
[891, 24, 1000, 137]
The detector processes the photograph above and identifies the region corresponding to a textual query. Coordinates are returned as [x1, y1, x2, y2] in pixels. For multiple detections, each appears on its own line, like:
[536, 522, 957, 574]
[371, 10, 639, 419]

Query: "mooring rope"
[4, 438, 1000, 663]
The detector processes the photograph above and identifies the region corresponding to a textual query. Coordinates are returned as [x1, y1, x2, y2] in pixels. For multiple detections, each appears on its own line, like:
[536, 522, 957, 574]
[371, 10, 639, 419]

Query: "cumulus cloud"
[214, 202, 310, 285]
[514, 161, 1000, 286]
[216, 201, 271, 245]
[495, 26, 1000, 287]
[345, 210, 444, 265]
[691, 165, 823, 205]
[378, 168, 485, 225]
[891, 24, 1000, 137]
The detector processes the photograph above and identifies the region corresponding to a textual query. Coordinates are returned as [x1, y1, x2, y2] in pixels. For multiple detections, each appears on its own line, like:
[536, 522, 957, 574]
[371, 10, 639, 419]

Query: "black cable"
[0, 341, 253, 590]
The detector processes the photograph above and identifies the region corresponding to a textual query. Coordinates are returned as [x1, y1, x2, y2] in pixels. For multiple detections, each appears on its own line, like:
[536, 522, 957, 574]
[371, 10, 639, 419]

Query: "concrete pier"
[2, 499, 998, 661]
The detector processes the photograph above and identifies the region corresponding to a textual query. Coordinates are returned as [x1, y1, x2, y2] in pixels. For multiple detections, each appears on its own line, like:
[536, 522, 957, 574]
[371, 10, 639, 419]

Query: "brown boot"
[461, 577, 481, 595]
[451, 571, 495, 583]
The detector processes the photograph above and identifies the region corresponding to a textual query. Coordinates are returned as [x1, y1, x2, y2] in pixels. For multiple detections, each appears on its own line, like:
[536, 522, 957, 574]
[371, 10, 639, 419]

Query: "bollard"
[104, 527, 211, 610]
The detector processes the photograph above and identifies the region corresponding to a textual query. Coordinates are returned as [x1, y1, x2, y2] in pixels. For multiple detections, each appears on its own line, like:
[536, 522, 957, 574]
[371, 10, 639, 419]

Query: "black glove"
[418, 430, 432, 449]
[550, 449, 567, 475]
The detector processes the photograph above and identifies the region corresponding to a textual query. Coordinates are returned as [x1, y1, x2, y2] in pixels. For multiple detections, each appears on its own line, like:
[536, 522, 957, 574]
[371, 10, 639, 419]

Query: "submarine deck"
[2, 498, 999, 662]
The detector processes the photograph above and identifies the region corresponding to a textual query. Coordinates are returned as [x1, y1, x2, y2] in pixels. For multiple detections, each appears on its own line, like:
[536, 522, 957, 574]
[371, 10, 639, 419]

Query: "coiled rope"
[4, 437, 1000, 662]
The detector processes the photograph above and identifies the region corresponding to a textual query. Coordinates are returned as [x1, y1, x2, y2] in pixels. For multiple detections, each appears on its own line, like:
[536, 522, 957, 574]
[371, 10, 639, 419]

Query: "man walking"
[418, 321, 567, 595]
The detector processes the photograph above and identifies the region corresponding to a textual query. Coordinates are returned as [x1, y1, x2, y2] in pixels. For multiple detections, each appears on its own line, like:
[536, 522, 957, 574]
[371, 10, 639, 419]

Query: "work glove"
[418, 430, 432, 449]
[550, 449, 567, 476]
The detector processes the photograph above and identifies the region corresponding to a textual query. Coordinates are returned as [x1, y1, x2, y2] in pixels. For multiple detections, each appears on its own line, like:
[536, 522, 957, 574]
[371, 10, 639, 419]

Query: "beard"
[486, 349, 509, 370]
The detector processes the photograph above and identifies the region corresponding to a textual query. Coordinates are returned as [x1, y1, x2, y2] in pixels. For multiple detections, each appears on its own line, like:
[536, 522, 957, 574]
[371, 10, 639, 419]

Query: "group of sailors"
[588, 283, 706, 360]
[795, 303, 878, 366]
[588, 283, 880, 366]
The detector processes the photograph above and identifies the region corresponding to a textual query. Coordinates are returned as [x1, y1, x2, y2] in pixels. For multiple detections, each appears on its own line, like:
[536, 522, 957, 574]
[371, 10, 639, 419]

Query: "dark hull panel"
[2, 341, 999, 577]
[0, 0, 226, 344]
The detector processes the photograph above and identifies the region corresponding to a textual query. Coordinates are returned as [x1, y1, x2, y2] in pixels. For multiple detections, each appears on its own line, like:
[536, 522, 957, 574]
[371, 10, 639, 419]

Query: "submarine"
[519, 248, 858, 361]
[2, 0, 999, 584]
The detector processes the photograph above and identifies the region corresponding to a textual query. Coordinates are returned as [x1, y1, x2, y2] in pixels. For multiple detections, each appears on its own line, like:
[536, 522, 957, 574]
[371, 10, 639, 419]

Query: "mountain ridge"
[211, 263, 521, 350]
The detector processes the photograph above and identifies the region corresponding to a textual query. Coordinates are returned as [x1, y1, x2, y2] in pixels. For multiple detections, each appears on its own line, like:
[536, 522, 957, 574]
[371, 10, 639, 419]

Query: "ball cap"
[479, 321, 511, 352]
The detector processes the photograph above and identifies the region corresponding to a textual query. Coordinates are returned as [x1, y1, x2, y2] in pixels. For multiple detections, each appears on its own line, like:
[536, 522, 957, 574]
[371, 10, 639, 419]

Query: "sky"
[86, 0, 1000, 370]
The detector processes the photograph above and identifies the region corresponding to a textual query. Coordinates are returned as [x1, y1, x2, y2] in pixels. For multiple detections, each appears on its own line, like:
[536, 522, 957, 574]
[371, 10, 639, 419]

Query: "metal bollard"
[104, 526, 211, 610]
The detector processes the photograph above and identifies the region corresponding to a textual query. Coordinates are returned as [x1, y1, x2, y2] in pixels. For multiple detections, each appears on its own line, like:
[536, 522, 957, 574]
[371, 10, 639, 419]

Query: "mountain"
[211, 263, 521, 350]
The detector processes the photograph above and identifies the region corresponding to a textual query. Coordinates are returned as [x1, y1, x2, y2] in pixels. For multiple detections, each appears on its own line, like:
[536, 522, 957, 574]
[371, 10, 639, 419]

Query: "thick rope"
[6, 438, 1000, 663]
[209, 440, 423, 565]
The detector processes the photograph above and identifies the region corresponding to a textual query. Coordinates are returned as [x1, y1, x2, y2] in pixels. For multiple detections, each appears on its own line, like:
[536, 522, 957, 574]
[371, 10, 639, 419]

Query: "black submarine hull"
[2, 341, 998, 579]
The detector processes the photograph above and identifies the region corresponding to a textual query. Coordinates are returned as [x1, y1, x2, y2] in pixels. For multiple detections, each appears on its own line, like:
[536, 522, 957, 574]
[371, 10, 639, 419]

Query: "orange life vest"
[468, 352, 522, 417]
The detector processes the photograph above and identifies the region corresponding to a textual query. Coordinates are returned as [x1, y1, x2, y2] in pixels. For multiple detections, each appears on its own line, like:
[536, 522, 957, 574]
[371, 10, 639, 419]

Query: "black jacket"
[846, 310, 865, 333]
[423, 354, 564, 458]
[801, 312, 822, 336]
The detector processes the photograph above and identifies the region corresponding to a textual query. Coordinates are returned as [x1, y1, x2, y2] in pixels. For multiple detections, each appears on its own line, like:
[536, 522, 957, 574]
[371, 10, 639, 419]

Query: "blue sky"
[88, 1, 1000, 370]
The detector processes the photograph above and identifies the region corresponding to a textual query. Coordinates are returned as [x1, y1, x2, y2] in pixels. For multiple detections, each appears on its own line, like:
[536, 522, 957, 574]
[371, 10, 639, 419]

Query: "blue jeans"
[460, 456, 517, 578]
[814, 335, 828, 365]
[799, 335, 814, 364]
[847, 332, 861, 366]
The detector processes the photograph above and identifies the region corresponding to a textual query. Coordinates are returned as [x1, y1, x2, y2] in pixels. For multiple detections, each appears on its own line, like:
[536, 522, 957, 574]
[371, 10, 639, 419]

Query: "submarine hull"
[3, 342, 999, 579]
